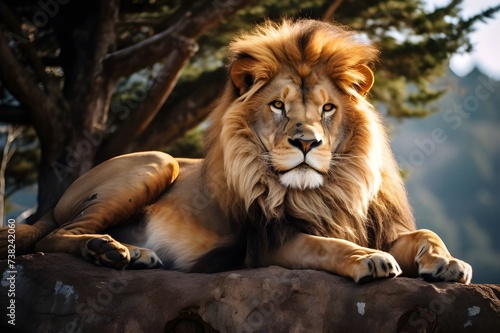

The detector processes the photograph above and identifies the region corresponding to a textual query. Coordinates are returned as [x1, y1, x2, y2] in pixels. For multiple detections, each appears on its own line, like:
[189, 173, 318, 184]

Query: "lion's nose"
[288, 138, 322, 155]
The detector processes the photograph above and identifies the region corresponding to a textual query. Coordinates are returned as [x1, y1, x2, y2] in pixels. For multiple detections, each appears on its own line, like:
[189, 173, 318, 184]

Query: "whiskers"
[327, 153, 364, 179]
[329, 153, 363, 166]
[258, 151, 273, 166]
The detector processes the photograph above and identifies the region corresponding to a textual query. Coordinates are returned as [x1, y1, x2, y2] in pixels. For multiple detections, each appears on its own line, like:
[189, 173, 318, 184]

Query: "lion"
[0, 19, 472, 284]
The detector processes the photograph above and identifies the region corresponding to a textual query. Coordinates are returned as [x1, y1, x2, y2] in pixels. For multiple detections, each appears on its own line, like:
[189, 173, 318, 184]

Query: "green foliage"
[163, 126, 204, 158]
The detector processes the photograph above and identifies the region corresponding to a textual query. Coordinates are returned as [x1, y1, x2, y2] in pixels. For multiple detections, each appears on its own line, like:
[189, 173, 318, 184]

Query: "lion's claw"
[353, 251, 402, 283]
[419, 256, 472, 284]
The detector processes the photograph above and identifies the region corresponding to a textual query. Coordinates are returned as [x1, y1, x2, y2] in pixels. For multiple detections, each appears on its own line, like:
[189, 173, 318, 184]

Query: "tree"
[0, 0, 257, 220]
[0, 0, 498, 222]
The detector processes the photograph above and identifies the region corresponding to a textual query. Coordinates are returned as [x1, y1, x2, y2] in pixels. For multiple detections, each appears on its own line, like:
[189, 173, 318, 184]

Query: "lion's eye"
[270, 100, 285, 113]
[322, 103, 336, 115]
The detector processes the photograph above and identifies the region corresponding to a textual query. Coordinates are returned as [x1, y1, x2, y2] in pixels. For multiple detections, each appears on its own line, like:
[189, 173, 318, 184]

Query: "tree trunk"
[26, 1, 119, 222]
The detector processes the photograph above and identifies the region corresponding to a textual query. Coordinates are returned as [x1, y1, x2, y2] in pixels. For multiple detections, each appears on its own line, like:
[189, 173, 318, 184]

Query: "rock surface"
[1, 253, 499, 332]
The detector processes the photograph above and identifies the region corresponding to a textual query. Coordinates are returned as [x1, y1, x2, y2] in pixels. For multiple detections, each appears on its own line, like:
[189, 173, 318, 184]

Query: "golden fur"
[0, 19, 472, 284]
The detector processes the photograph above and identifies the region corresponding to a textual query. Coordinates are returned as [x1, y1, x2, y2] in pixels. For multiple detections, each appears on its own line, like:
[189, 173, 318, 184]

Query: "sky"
[426, 0, 500, 79]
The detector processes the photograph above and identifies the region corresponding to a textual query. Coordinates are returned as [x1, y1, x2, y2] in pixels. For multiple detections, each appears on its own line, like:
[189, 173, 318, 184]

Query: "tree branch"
[97, 36, 198, 162]
[98, 0, 256, 160]
[0, 1, 64, 102]
[0, 30, 60, 149]
[322, 0, 344, 21]
[0, 105, 31, 124]
[104, 0, 257, 81]
[103, 14, 191, 81]
[132, 67, 226, 151]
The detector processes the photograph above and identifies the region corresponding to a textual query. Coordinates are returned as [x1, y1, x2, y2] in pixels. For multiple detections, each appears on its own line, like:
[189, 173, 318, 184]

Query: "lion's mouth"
[275, 162, 320, 174]
[276, 163, 324, 189]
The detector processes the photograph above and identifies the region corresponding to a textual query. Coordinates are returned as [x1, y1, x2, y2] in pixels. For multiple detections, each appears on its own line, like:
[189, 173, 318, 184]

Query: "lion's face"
[251, 70, 346, 190]
[221, 21, 378, 195]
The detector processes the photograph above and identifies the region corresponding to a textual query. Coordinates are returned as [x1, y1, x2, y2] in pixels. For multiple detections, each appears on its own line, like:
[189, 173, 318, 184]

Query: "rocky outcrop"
[1, 253, 499, 332]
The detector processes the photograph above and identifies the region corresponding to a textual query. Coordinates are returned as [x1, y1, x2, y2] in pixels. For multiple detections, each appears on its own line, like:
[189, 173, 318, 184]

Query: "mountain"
[389, 68, 500, 283]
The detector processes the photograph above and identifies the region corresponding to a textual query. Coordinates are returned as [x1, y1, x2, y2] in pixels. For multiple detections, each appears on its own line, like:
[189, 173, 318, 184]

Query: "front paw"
[418, 255, 472, 284]
[351, 251, 402, 284]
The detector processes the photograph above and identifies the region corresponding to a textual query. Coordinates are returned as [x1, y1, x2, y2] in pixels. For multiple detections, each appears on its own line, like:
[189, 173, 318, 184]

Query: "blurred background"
[389, 0, 500, 283]
[1, 0, 499, 283]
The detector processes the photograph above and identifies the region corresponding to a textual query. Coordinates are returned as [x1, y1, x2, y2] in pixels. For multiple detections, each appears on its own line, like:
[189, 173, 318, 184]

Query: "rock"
[1, 253, 499, 333]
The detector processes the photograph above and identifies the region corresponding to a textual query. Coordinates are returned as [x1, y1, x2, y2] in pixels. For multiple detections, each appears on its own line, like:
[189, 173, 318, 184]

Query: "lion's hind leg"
[35, 152, 178, 269]
[390, 229, 472, 284]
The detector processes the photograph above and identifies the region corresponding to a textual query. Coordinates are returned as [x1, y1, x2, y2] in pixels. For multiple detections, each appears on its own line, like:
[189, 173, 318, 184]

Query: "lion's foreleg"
[261, 233, 402, 283]
[390, 229, 472, 284]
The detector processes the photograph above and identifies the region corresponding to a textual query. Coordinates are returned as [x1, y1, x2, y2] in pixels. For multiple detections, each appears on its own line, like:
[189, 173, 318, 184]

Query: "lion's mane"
[202, 20, 414, 264]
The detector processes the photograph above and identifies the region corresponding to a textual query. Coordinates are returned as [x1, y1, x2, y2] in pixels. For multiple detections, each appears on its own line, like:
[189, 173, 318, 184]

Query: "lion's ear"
[230, 57, 258, 95]
[355, 64, 375, 96]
